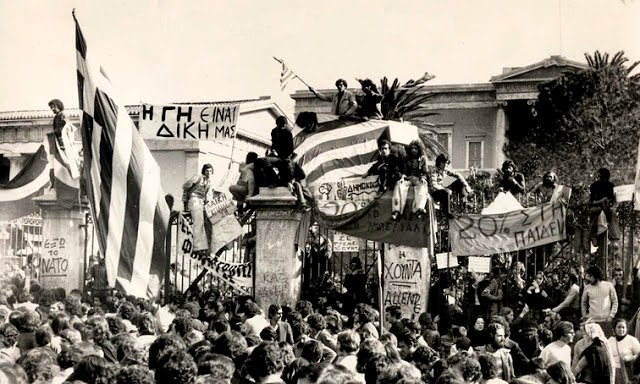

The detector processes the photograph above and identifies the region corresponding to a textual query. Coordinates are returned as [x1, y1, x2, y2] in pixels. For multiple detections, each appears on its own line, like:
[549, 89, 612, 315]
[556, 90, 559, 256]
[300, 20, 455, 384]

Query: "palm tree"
[357, 72, 448, 158]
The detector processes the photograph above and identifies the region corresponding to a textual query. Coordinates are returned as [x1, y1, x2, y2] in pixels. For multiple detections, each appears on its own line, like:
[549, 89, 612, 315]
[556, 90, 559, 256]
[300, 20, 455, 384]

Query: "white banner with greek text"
[176, 213, 252, 294]
[138, 103, 240, 142]
[450, 201, 566, 256]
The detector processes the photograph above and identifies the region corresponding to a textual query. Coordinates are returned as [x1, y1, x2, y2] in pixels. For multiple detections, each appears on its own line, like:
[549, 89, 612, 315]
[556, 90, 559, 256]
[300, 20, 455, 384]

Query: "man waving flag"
[74, 11, 170, 299]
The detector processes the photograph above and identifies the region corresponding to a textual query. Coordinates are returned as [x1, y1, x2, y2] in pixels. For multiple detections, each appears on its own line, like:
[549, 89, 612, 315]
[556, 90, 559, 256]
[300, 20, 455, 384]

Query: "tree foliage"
[504, 51, 640, 221]
[357, 72, 448, 159]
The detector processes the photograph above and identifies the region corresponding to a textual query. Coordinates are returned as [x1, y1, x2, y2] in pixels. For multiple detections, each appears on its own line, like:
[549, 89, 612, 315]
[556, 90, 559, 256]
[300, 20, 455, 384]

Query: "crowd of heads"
[1, 258, 639, 384]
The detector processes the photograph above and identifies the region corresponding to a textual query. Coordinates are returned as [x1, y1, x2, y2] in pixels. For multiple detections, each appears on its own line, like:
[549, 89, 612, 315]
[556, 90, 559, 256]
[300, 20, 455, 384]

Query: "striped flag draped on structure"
[74, 13, 170, 299]
[0, 126, 80, 221]
[274, 57, 297, 91]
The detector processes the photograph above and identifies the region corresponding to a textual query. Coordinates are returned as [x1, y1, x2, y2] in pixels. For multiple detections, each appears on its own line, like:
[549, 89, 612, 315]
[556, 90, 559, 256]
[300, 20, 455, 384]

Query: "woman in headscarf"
[607, 318, 640, 384]
[574, 323, 615, 384]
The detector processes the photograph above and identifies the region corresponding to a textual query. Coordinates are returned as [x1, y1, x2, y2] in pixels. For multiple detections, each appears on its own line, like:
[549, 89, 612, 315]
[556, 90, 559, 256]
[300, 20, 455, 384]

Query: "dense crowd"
[0, 262, 639, 384]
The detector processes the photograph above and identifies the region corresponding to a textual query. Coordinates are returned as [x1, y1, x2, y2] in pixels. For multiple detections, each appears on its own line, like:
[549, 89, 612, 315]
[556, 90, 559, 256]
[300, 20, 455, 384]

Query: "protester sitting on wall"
[229, 151, 258, 216]
[429, 154, 472, 219]
[362, 139, 404, 194]
[391, 140, 432, 221]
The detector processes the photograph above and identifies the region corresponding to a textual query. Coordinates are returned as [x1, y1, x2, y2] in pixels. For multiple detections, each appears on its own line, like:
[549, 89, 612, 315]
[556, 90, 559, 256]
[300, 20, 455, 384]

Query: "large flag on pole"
[74, 12, 170, 299]
[274, 57, 297, 91]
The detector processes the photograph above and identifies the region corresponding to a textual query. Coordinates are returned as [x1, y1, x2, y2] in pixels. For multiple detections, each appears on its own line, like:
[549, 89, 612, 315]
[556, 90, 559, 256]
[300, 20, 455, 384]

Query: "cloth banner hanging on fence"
[176, 213, 253, 294]
[449, 201, 567, 256]
[138, 103, 240, 142]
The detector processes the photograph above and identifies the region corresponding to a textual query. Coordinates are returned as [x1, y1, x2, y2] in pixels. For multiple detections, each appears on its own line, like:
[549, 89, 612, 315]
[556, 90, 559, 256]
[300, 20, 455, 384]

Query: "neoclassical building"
[292, 55, 587, 172]
[0, 55, 587, 198]
[0, 97, 289, 202]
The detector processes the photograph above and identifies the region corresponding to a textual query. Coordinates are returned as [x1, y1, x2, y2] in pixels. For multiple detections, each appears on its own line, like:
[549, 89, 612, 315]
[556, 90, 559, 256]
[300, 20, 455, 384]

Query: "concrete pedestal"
[248, 187, 303, 308]
[33, 190, 87, 293]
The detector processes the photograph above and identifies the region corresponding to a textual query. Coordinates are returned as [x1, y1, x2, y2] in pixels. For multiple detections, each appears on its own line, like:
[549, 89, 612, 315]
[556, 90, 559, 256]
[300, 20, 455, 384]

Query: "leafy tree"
[504, 51, 640, 222]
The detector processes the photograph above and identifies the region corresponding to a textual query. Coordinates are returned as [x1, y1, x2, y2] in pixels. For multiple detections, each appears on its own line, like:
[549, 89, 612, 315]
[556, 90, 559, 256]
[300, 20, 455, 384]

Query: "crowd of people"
[1, 260, 640, 384]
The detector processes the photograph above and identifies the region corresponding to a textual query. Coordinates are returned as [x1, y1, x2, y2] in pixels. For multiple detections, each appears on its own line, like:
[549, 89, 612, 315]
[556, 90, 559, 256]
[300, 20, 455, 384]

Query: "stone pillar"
[6, 153, 26, 180]
[494, 101, 508, 168]
[248, 187, 303, 308]
[33, 192, 88, 293]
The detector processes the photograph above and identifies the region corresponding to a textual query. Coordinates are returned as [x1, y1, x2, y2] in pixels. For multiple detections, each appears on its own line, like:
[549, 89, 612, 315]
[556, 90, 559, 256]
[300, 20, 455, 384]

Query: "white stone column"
[494, 101, 508, 167]
[6, 154, 26, 180]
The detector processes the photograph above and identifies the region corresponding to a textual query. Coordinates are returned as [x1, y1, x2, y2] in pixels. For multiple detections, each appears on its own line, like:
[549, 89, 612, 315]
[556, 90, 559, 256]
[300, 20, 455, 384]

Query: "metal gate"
[0, 213, 43, 279]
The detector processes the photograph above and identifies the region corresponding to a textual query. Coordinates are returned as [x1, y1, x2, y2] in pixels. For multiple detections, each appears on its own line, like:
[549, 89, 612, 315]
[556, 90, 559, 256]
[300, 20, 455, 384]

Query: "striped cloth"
[293, 115, 402, 186]
[74, 14, 169, 299]
[274, 57, 296, 91]
[0, 130, 80, 220]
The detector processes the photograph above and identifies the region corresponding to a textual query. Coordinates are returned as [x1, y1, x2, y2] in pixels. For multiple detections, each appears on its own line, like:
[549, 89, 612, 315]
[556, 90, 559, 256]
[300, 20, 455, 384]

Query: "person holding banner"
[531, 171, 569, 204]
[182, 164, 214, 254]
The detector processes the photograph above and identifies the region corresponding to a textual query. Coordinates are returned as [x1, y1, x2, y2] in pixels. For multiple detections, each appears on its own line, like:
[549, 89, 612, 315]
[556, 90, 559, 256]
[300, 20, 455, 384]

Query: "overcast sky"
[1, 0, 639, 112]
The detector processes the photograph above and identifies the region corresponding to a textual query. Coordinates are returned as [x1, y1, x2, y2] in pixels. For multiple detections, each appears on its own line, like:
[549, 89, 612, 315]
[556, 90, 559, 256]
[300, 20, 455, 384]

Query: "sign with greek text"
[450, 201, 566, 256]
[614, 184, 635, 203]
[333, 232, 359, 252]
[383, 244, 429, 318]
[138, 103, 240, 142]
[205, 191, 237, 225]
[435, 252, 458, 269]
[468, 256, 491, 273]
[177, 213, 252, 294]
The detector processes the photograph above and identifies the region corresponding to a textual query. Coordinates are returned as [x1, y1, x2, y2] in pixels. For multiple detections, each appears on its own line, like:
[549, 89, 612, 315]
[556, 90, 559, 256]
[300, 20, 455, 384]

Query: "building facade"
[292, 55, 587, 173]
[0, 97, 290, 205]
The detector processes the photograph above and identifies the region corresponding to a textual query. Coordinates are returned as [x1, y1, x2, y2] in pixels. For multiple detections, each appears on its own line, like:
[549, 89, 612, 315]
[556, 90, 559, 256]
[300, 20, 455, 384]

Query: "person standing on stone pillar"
[48, 99, 67, 147]
[48, 99, 81, 188]
[182, 164, 214, 255]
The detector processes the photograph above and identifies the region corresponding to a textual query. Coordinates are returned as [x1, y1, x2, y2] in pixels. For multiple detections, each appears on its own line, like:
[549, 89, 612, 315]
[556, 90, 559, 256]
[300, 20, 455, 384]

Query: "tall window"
[436, 132, 452, 155]
[467, 141, 484, 168]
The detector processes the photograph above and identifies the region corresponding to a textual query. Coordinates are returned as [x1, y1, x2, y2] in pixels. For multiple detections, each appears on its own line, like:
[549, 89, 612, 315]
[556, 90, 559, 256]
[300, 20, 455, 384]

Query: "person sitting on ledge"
[391, 140, 431, 221]
[429, 154, 472, 219]
[362, 140, 404, 194]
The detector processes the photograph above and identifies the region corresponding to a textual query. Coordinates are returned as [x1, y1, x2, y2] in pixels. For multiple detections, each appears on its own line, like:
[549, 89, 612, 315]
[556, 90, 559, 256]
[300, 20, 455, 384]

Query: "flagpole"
[273, 57, 311, 88]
